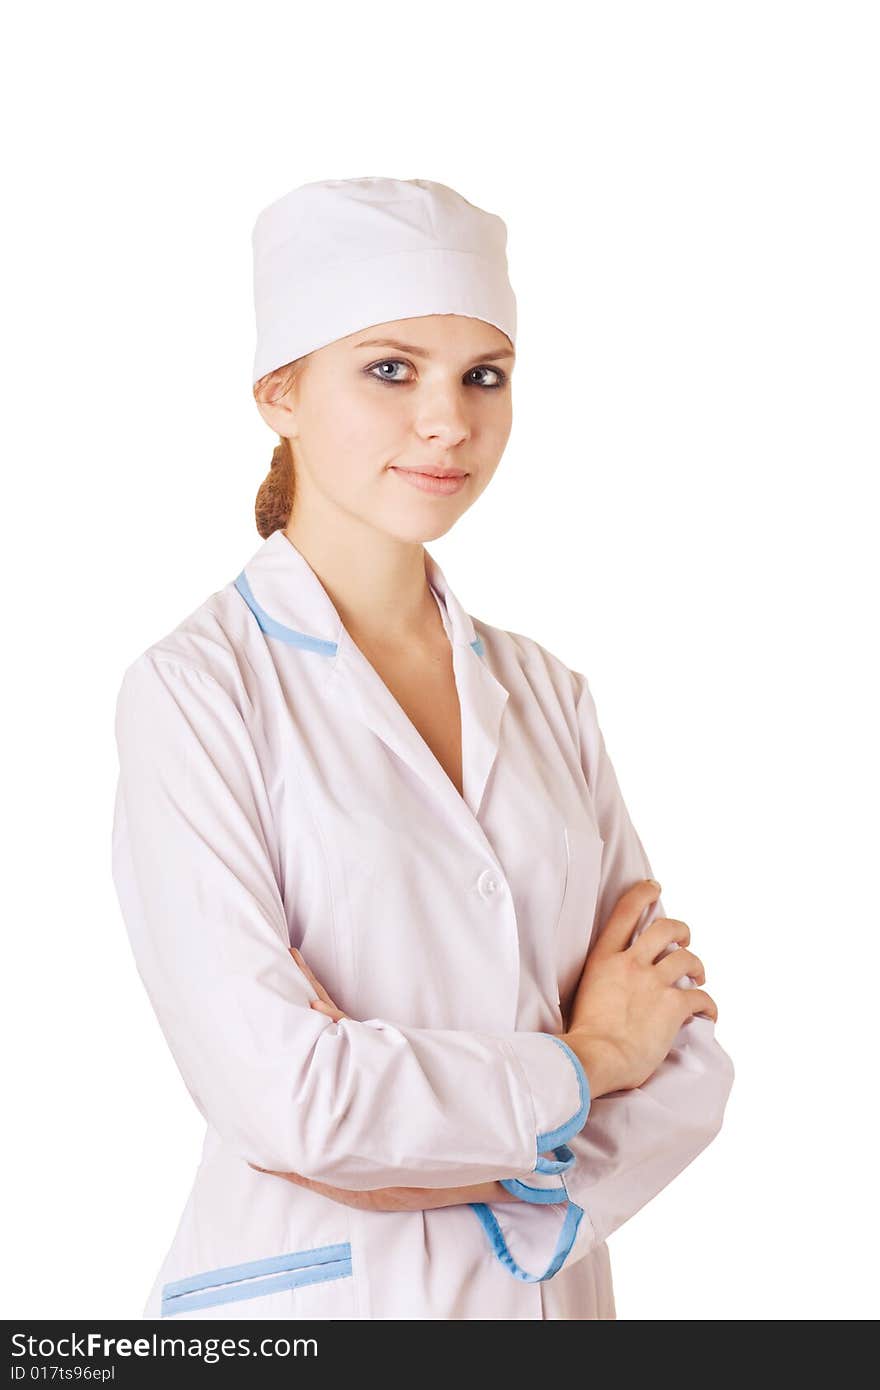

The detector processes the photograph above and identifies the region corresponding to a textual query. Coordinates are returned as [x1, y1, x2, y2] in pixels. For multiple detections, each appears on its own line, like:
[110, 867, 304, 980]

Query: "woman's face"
[255, 314, 514, 544]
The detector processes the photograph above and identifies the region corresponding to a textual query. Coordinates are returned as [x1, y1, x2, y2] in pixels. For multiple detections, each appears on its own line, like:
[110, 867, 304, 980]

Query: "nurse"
[111, 176, 734, 1320]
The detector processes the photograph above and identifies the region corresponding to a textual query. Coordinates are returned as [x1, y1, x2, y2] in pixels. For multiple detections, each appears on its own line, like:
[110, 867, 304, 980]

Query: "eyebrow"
[352, 336, 515, 362]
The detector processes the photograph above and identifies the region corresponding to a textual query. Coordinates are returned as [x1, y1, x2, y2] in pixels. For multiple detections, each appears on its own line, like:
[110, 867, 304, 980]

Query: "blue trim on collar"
[234, 571, 338, 655]
[235, 566, 485, 662]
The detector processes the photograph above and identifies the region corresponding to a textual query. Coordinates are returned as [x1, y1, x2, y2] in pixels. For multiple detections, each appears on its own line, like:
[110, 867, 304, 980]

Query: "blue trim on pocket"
[468, 1198, 586, 1282]
[161, 1241, 352, 1317]
[233, 572, 338, 655]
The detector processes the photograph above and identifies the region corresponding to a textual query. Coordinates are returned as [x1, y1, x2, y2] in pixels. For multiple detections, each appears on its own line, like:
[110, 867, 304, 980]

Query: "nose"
[413, 385, 471, 448]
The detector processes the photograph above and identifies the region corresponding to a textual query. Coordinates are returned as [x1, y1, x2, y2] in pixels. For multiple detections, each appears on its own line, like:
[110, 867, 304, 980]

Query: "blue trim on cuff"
[498, 1176, 568, 1204]
[468, 1198, 586, 1282]
[469, 1033, 592, 1280]
[534, 1035, 591, 1151]
[534, 1143, 576, 1175]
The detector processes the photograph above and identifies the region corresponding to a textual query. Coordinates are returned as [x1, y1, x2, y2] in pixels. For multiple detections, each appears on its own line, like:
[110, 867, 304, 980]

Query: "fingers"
[289, 943, 321, 992]
[655, 947, 705, 986]
[310, 998, 347, 1022]
[290, 945, 338, 1009]
[678, 986, 718, 1024]
[248, 1164, 307, 1186]
[290, 944, 348, 1021]
[633, 916, 691, 961]
[593, 879, 663, 956]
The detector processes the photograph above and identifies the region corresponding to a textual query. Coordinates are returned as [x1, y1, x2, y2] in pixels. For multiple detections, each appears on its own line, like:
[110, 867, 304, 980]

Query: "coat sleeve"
[467, 669, 735, 1281]
[111, 652, 591, 1191]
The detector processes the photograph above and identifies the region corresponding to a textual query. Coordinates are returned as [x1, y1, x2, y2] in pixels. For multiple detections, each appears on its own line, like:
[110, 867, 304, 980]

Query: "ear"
[253, 391, 299, 440]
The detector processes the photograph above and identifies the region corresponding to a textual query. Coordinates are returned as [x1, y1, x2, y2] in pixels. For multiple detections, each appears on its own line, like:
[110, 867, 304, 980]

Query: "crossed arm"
[248, 945, 523, 1212]
[114, 653, 733, 1277]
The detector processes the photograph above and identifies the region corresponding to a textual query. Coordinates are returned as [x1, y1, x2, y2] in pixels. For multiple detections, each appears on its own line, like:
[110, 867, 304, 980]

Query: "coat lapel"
[424, 547, 510, 822]
[233, 529, 510, 853]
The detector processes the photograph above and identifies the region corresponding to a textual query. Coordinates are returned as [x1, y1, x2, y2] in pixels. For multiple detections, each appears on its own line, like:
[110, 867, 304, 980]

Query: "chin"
[379, 513, 461, 546]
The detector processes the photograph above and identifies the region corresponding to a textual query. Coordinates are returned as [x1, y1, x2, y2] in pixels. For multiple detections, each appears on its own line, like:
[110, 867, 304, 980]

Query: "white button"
[477, 868, 501, 900]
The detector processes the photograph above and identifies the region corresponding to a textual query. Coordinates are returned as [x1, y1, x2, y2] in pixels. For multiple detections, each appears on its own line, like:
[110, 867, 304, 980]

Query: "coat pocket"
[160, 1241, 353, 1317]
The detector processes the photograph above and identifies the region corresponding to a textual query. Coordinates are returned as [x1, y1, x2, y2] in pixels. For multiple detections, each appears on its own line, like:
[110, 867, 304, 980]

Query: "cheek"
[488, 403, 513, 452]
[302, 392, 402, 487]
[466, 395, 512, 467]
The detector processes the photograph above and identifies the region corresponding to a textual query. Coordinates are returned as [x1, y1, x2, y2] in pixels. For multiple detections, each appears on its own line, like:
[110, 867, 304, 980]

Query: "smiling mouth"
[392, 467, 468, 479]
[388, 467, 470, 494]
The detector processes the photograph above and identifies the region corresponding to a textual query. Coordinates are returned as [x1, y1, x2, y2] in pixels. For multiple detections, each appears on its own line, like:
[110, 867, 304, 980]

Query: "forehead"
[332, 315, 514, 357]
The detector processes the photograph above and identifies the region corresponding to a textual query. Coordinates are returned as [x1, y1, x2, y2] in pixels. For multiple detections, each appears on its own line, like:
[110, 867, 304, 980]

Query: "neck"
[281, 519, 442, 653]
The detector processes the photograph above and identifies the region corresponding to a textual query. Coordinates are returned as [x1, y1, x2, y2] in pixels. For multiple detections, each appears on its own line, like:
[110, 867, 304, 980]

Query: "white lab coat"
[111, 528, 734, 1320]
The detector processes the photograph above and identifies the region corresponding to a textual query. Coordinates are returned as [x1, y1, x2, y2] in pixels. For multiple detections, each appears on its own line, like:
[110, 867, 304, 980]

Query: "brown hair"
[252, 356, 309, 538]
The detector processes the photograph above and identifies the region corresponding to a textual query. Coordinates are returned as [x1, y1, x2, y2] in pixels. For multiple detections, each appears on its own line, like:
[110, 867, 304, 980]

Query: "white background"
[3, 1, 877, 1321]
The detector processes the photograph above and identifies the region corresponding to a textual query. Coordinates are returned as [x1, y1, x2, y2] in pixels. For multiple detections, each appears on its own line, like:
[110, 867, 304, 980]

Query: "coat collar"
[233, 527, 485, 659]
[233, 528, 510, 844]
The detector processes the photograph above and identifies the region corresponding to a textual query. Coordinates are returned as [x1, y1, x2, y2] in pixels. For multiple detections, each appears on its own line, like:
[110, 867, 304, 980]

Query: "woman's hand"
[247, 946, 522, 1211]
[247, 1165, 519, 1211]
[562, 879, 719, 1099]
[289, 945, 348, 1023]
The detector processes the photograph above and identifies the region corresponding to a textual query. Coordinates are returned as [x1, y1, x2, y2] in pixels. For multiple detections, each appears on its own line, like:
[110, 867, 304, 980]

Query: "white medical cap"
[251, 176, 517, 386]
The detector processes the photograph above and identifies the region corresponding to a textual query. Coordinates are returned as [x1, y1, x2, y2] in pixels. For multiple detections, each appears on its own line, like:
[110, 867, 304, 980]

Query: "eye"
[366, 359, 414, 384]
[366, 359, 508, 388]
[465, 365, 507, 389]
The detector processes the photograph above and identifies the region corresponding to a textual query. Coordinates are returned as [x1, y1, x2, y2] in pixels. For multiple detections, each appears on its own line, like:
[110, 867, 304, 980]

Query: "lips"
[395, 467, 467, 479]
[389, 466, 469, 496]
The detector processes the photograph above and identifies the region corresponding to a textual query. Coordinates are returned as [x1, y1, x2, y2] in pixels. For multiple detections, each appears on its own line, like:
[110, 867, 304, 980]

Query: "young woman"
[111, 176, 734, 1321]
